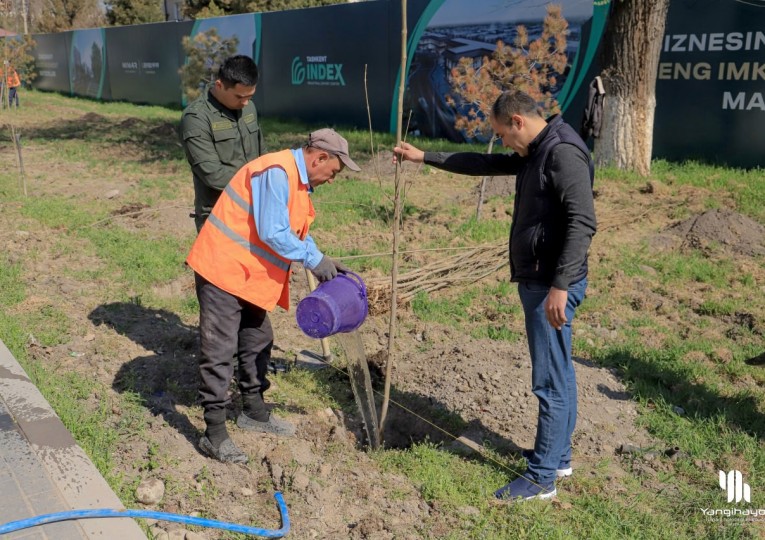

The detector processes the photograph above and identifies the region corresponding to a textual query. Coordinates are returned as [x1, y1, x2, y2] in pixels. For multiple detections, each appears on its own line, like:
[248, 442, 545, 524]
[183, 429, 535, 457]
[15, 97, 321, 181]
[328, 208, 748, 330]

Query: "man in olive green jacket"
[181, 55, 266, 232]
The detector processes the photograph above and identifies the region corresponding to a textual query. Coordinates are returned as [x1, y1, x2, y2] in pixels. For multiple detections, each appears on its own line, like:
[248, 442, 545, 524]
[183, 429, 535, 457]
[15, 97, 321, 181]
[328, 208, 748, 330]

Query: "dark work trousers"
[194, 272, 273, 427]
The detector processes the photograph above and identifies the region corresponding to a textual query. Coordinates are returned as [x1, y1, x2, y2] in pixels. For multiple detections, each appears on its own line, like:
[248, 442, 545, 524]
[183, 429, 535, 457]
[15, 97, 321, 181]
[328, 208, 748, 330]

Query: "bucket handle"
[341, 270, 366, 298]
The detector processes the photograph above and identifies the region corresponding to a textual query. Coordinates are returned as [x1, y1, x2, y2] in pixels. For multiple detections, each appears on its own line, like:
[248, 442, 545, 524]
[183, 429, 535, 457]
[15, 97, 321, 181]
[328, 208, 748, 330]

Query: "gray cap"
[307, 128, 361, 172]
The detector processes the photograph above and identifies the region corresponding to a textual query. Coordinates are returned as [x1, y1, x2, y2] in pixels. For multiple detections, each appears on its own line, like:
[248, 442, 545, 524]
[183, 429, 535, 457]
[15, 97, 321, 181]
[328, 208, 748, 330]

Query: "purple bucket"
[296, 271, 368, 339]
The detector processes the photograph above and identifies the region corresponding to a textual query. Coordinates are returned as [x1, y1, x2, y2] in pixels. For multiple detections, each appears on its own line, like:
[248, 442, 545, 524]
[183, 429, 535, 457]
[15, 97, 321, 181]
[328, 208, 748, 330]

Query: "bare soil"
[3, 113, 765, 539]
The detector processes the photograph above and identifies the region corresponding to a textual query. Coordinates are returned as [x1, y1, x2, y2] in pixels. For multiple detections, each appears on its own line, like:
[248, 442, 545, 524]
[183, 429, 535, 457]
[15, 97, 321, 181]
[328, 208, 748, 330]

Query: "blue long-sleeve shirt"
[250, 149, 324, 270]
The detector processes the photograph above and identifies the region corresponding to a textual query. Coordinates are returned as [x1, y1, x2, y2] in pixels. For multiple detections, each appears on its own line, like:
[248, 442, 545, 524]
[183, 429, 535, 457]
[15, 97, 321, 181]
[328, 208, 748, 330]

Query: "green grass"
[454, 217, 510, 244]
[0, 257, 25, 306]
[1, 91, 765, 539]
[599, 159, 765, 223]
[412, 288, 478, 326]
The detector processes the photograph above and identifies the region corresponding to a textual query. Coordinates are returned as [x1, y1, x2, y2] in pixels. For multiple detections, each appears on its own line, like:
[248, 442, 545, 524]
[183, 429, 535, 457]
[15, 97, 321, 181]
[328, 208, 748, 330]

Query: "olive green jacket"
[181, 86, 266, 232]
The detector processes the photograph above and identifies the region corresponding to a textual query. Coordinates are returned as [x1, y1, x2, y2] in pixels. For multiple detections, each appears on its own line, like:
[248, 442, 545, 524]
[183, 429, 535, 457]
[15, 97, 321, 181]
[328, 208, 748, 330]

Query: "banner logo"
[291, 57, 306, 85]
[290, 56, 345, 87]
[719, 470, 751, 503]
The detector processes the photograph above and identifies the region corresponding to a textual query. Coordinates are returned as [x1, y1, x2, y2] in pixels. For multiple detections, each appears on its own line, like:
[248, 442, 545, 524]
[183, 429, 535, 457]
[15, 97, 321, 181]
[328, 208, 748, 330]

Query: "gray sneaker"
[199, 436, 248, 464]
[237, 412, 296, 437]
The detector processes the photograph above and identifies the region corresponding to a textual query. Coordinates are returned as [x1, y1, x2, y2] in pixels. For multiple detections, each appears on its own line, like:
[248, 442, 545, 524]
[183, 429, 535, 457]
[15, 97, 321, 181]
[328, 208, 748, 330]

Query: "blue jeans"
[518, 277, 587, 484]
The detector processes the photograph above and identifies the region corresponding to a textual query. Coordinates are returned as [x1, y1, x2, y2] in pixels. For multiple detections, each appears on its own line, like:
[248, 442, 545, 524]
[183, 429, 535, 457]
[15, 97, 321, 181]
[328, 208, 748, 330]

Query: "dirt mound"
[81, 112, 107, 123]
[381, 329, 653, 459]
[118, 117, 143, 128]
[666, 209, 765, 256]
[150, 122, 179, 137]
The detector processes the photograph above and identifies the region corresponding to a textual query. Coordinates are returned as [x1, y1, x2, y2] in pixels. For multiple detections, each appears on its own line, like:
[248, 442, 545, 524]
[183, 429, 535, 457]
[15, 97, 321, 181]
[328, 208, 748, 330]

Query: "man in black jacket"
[394, 89, 596, 501]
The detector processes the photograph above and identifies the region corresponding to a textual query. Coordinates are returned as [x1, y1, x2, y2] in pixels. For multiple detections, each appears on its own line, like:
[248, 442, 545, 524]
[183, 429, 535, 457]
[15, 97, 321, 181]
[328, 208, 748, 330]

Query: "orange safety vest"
[186, 149, 315, 311]
[6, 70, 20, 88]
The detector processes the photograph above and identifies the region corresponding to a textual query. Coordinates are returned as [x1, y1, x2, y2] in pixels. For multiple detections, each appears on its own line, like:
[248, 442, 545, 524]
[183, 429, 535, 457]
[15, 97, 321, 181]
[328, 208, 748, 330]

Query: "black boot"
[199, 409, 248, 463]
[238, 393, 295, 437]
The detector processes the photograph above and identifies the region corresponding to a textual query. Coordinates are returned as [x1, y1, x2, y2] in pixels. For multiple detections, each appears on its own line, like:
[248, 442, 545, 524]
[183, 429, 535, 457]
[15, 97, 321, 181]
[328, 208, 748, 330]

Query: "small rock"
[271, 464, 284, 487]
[185, 532, 206, 540]
[83, 333, 96, 342]
[150, 528, 168, 540]
[104, 189, 120, 199]
[672, 405, 685, 415]
[292, 472, 310, 491]
[167, 529, 186, 540]
[240, 487, 254, 497]
[135, 478, 165, 505]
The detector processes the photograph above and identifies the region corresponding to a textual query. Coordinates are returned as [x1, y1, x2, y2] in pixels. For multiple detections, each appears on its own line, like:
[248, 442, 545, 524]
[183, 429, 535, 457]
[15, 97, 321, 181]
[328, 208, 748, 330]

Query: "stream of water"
[333, 331, 381, 449]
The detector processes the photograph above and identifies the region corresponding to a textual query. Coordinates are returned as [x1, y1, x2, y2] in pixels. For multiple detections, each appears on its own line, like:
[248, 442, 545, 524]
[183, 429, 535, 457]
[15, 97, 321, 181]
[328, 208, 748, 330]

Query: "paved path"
[0, 339, 146, 539]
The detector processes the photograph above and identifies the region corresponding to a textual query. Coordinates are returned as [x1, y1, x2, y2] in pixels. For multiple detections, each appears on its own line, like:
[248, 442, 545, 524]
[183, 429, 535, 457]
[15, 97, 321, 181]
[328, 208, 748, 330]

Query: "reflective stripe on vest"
[186, 149, 314, 311]
[207, 212, 290, 272]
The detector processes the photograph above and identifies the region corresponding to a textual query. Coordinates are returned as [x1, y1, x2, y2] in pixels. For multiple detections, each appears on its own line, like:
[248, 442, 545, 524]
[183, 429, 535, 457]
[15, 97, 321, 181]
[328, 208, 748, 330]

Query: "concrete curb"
[0, 338, 146, 539]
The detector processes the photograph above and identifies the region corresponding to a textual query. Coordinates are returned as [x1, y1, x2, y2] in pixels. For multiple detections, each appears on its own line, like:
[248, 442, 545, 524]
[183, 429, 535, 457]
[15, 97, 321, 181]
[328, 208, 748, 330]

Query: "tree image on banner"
[447, 4, 569, 139]
[179, 29, 238, 102]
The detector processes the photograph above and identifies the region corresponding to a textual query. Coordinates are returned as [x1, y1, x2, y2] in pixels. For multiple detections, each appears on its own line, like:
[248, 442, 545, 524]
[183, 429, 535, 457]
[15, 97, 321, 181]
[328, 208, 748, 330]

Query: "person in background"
[394, 89, 596, 501]
[181, 55, 266, 233]
[4, 63, 20, 108]
[186, 128, 360, 463]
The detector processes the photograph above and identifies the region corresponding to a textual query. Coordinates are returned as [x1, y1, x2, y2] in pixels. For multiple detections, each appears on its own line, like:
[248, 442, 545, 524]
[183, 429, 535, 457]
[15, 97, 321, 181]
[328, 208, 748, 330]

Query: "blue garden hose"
[0, 491, 289, 538]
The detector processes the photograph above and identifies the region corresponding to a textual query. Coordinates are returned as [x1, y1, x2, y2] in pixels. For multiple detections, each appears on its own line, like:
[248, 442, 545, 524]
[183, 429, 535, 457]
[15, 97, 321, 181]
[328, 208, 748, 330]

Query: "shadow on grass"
[321, 350, 528, 474]
[2, 113, 185, 163]
[88, 300, 531, 473]
[89, 301, 202, 447]
[594, 347, 765, 440]
[87, 301, 340, 449]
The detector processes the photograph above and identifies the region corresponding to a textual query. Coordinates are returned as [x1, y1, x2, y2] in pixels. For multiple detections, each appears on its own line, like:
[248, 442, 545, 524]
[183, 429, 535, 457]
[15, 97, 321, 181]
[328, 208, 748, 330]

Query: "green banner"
[654, 0, 765, 167]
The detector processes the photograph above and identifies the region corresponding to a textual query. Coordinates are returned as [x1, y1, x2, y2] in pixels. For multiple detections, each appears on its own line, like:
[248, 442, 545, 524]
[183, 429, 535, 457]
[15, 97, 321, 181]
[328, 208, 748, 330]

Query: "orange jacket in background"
[4, 69, 20, 88]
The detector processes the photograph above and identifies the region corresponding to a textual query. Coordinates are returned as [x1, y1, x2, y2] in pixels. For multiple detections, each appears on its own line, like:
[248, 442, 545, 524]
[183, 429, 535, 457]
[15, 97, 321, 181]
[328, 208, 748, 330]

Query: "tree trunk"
[595, 0, 670, 176]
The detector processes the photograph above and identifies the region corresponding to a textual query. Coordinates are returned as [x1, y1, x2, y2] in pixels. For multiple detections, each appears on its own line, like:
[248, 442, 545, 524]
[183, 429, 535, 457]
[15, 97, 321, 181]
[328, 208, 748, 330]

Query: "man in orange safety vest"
[186, 128, 360, 463]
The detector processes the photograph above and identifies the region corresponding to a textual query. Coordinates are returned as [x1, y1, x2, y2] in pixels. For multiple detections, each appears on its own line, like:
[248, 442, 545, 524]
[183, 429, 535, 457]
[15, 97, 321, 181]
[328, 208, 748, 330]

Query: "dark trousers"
[8, 87, 18, 107]
[194, 272, 273, 424]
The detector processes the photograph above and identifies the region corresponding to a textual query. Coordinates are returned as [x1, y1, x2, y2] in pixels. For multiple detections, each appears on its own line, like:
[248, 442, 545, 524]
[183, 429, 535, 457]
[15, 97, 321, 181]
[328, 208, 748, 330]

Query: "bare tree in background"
[595, 0, 670, 176]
